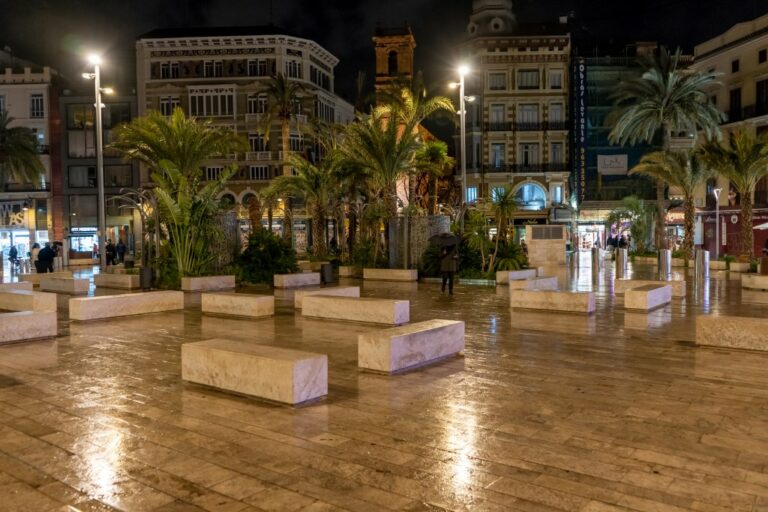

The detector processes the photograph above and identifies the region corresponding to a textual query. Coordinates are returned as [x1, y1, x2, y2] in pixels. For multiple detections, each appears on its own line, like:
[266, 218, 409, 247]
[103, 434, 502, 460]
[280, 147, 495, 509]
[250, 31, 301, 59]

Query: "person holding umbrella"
[430, 232, 460, 295]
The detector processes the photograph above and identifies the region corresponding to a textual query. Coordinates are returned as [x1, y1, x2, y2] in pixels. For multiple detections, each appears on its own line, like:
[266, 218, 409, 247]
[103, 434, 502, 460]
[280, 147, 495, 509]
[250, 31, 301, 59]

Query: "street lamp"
[450, 64, 473, 229]
[83, 54, 114, 270]
[713, 187, 722, 259]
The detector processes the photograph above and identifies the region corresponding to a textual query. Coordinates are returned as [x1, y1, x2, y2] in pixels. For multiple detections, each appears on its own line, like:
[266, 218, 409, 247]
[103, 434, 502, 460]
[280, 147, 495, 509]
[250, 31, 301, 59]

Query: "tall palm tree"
[0, 111, 44, 187]
[488, 186, 517, 271]
[608, 47, 724, 249]
[414, 140, 455, 214]
[630, 151, 713, 260]
[701, 130, 768, 259]
[110, 107, 247, 187]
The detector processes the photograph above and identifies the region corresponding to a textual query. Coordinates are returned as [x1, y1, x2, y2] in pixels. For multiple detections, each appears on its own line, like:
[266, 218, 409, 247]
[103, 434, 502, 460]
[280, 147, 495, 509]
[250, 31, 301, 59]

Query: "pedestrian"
[618, 235, 628, 249]
[106, 239, 116, 266]
[8, 245, 18, 269]
[37, 242, 55, 273]
[440, 244, 459, 295]
[92, 243, 98, 259]
[116, 239, 126, 263]
[31, 243, 41, 273]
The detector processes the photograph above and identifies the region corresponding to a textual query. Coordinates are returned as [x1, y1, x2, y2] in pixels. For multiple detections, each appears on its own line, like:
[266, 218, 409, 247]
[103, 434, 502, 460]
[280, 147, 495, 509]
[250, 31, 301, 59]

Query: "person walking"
[106, 239, 116, 266]
[116, 239, 126, 263]
[31, 243, 41, 273]
[37, 242, 55, 273]
[440, 244, 459, 295]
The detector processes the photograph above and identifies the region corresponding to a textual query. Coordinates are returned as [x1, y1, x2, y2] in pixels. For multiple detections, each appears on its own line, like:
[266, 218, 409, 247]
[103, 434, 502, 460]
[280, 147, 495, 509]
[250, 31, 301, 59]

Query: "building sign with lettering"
[597, 154, 628, 175]
[0, 202, 25, 228]
[574, 57, 587, 204]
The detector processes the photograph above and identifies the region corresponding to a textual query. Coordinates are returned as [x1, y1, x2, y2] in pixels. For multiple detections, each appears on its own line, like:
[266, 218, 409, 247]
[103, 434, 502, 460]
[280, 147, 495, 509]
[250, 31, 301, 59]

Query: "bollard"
[658, 249, 672, 279]
[616, 248, 628, 278]
[695, 249, 710, 280]
[761, 256, 768, 276]
[591, 246, 602, 270]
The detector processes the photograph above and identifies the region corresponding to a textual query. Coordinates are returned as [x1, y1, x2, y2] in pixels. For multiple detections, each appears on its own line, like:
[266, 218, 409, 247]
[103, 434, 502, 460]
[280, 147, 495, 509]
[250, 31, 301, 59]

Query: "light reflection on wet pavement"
[0, 258, 767, 511]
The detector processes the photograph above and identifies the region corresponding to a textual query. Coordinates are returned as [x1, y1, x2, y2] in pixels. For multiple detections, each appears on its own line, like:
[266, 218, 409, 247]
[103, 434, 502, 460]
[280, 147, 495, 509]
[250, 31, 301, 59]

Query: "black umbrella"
[429, 232, 460, 247]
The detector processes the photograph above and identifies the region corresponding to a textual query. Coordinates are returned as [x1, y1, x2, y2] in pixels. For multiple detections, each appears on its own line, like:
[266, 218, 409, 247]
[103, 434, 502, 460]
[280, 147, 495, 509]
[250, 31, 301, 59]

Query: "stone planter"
[95, 273, 141, 290]
[709, 260, 728, 270]
[729, 262, 751, 272]
[363, 268, 418, 282]
[338, 266, 357, 278]
[181, 275, 236, 292]
[274, 272, 321, 288]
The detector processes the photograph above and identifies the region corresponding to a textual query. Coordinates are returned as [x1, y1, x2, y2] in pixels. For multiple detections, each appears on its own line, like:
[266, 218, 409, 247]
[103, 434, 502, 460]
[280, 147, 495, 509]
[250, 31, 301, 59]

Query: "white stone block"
[294, 286, 360, 308]
[358, 319, 464, 373]
[510, 289, 595, 314]
[614, 279, 686, 298]
[0, 282, 33, 292]
[709, 260, 728, 270]
[730, 262, 751, 272]
[0, 290, 57, 312]
[181, 275, 236, 292]
[274, 272, 321, 288]
[696, 314, 768, 351]
[40, 277, 89, 295]
[19, 271, 72, 286]
[624, 284, 672, 311]
[363, 268, 418, 281]
[202, 292, 274, 318]
[95, 273, 141, 290]
[512, 310, 597, 335]
[507, 276, 558, 291]
[0, 311, 57, 344]
[181, 339, 327, 405]
[69, 291, 184, 321]
[495, 269, 537, 284]
[302, 296, 409, 325]
[741, 274, 768, 291]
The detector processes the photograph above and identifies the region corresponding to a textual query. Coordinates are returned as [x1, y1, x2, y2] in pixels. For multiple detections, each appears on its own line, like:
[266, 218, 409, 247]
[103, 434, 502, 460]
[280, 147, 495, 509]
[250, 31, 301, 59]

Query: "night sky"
[1, 0, 766, 102]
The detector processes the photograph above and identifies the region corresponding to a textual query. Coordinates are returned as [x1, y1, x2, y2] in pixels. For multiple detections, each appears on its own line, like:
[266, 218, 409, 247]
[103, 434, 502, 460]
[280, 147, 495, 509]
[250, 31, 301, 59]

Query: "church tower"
[372, 24, 416, 95]
[466, 0, 517, 38]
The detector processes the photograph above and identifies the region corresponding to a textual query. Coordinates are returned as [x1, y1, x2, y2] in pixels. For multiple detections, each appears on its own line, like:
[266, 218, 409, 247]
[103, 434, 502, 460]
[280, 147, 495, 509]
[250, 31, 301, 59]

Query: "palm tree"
[630, 151, 713, 260]
[414, 140, 455, 214]
[0, 111, 44, 187]
[488, 186, 517, 271]
[110, 107, 247, 187]
[608, 47, 724, 249]
[606, 196, 655, 254]
[701, 130, 768, 259]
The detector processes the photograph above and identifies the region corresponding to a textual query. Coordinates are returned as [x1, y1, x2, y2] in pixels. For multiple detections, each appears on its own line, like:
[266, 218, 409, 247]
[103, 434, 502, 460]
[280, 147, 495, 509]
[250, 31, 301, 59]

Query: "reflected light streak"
[445, 401, 478, 494]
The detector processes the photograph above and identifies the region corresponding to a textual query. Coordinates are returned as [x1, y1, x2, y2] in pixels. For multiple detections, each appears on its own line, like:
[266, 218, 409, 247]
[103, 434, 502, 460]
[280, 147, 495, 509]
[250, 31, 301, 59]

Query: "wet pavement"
[1, 259, 768, 511]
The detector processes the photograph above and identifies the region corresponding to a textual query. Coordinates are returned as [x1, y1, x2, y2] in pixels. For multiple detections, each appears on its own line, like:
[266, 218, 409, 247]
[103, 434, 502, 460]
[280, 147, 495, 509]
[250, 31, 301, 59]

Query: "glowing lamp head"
[458, 64, 470, 77]
[87, 54, 102, 66]
[102, 87, 115, 95]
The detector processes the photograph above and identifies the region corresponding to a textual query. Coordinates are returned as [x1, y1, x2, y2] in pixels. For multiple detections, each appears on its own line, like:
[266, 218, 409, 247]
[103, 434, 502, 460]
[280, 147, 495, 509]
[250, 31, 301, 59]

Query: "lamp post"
[450, 65, 473, 230]
[713, 187, 722, 260]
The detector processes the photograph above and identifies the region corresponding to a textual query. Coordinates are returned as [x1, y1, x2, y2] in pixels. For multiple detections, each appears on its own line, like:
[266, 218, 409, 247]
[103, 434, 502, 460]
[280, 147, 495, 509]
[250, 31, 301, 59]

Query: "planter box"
[709, 260, 728, 270]
[274, 272, 321, 288]
[95, 273, 141, 290]
[181, 275, 236, 292]
[338, 266, 357, 278]
[633, 256, 657, 265]
[363, 268, 418, 282]
[671, 258, 694, 267]
[729, 262, 751, 272]
[19, 271, 73, 286]
[69, 258, 98, 266]
[40, 277, 89, 295]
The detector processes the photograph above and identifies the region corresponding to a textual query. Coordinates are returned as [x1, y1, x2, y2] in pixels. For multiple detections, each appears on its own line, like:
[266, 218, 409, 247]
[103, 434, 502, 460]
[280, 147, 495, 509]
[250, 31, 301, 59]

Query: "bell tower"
[372, 24, 416, 94]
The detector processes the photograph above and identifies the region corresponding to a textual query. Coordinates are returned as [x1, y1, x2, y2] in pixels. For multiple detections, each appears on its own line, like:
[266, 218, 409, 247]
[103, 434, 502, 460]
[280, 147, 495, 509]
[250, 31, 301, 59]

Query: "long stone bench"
[363, 268, 418, 282]
[94, 273, 141, 290]
[358, 319, 464, 373]
[302, 296, 409, 325]
[613, 279, 686, 298]
[0, 311, 57, 345]
[19, 271, 72, 287]
[202, 292, 274, 318]
[0, 282, 33, 292]
[181, 275, 236, 292]
[625, 284, 672, 311]
[741, 274, 768, 291]
[507, 276, 558, 291]
[510, 289, 596, 314]
[696, 314, 768, 352]
[40, 277, 89, 295]
[496, 269, 537, 285]
[69, 291, 184, 321]
[0, 290, 57, 312]
[274, 272, 321, 288]
[294, 286, 360, 309]
[181, 339, 327, 405]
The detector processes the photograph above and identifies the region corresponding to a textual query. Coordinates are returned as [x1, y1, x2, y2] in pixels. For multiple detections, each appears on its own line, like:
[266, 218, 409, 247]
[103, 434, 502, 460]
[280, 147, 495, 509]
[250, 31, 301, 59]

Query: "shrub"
[420, 243, 442, 277]
[235, 228, 298, 284]
[352, 237, 387, 268]
[493, 241, 528, 271]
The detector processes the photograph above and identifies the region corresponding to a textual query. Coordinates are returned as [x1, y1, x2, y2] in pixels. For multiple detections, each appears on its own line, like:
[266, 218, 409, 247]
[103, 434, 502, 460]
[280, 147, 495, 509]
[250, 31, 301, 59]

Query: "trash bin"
[140, 267, 153, 290]
[658, 249, 672, 279]
[320, 263, 335, 284]
[761, 256, 768, 276]
[124, 259, 135, 269]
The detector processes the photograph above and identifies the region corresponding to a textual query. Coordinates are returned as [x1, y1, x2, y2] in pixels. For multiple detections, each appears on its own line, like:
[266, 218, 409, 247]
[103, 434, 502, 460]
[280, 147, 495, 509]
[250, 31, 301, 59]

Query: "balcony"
[245, 113, 263, 124]
[726, 103, 768, 124]
[484, 121, 569, 132]
[487, 122, 514, 132]
[516, 122, 543, 131]
[3, 183, 51, 192]
[246, 151, 273, 161]
[485, 163, 569, 174]
[545, 121, 568, 131]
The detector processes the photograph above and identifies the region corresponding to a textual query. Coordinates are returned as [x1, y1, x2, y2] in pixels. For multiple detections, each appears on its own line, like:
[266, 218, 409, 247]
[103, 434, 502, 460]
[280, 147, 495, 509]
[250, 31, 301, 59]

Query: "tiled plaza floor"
[1, 260, 767, 511]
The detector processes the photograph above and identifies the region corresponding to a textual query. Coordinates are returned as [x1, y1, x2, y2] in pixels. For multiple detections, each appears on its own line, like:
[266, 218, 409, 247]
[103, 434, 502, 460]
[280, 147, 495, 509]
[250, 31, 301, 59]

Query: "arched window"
[514, 183, 547, 211]
[388, 50, 398, 76]
[219, 193, 236, 209]
[242, 193, 257, 207]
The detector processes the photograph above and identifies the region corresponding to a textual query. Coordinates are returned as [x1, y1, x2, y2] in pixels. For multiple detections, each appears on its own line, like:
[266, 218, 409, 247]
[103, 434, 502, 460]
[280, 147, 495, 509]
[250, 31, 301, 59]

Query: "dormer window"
[490, 17, 504, 32]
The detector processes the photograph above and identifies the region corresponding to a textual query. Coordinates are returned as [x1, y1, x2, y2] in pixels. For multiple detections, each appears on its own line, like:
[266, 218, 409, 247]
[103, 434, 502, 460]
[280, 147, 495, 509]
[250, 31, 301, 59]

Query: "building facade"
[59, 94, 140, 259]
[691, 11, 768, 257]
[460, 0, 571, 235]
[135, 27, 354, 250]
[0, 58, 61, 264]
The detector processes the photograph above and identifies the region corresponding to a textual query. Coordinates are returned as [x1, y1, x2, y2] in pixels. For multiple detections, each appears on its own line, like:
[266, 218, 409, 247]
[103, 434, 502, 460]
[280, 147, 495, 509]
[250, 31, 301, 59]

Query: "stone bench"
[363, 268, 418, 282]
[274, 272, 321, 288]
[741, 274, 768, 291]
[496, 269, 537, 285]
[358, 319, 464, 373]
[202, 292, 274, 318]
[302, 296, 409, 325]
[181, 275, 235, 292]
[0, 311, 57, 345]
[625, 284, 672, 311]
[0, 282, 33, 292]
[0, 290, 57, 312]
[181, 339, 327, 405]
[294, 286, 360, 308]
[40, 277, 89, 295]
[696, 315, 768, 352]
[510, 289, 596, 314]
[19, 271, 72, 286]
[95, 273, 141, 290]
[614, 279, 686, 298]
[69, 291, 184, 321]
[507, 276, 558, 291]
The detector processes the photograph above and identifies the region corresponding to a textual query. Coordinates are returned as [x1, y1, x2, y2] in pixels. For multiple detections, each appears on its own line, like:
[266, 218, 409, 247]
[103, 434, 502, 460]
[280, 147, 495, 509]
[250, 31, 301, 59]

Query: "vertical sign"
[576, 57, 587, 204]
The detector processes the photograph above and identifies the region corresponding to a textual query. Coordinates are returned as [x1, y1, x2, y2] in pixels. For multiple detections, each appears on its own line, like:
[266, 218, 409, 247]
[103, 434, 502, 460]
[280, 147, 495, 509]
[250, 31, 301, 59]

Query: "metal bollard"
[658, 249, 672, 279]
[591, 246, 602, 270]
[616, 248, 628, 278]
[695, 249, 710, 280]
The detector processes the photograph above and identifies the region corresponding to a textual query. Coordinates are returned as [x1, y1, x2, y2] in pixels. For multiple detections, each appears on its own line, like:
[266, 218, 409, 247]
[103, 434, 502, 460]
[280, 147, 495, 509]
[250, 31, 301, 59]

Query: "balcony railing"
[3, 183, 51, 192]
[246, 151, 273, 161]
[245, 113, 263, 124]
[484, 121, 569, 132]
[726, 103, 768, 123]
[485, 163, 569, 174]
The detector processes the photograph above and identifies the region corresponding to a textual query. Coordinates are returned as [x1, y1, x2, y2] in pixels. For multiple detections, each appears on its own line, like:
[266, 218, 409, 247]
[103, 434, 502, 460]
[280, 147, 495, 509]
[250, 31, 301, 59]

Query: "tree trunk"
[656, 127, 670, 251]
[267, 206, 273, 233]
[248, 196, 263, 233]
[432, 175, 439, 215]
[348, 203, 357, 262]
[312, 205, 327, 256]
[281, 119, 292, 244]
[741, 189, 754, 260]
[683, 197, 695, 261]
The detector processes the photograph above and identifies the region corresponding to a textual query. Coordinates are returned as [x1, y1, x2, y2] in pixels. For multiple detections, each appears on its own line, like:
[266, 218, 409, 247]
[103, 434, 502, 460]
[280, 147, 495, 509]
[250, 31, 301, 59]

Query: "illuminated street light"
[714, 187, 722, 259]
[453, 64, 471, 228]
